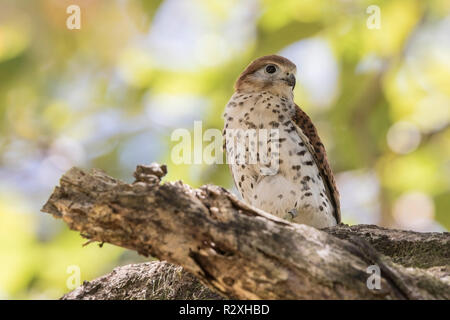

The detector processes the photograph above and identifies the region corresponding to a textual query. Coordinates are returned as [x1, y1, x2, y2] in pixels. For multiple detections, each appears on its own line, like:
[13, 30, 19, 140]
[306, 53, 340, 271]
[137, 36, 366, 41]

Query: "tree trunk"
[42, 164, 449, 300]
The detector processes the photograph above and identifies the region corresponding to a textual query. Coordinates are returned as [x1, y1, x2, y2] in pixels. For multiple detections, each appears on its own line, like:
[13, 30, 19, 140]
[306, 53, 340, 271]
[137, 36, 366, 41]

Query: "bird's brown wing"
[292, 104, 341, 223]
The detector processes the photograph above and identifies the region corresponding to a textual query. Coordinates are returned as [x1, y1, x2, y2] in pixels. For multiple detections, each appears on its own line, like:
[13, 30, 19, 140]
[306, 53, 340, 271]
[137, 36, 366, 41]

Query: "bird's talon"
[285, 208, 298, 221]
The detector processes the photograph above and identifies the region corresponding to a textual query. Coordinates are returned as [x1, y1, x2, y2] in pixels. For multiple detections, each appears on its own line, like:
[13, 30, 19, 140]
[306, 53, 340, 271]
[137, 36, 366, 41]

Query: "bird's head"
[234, 55, 297, 97]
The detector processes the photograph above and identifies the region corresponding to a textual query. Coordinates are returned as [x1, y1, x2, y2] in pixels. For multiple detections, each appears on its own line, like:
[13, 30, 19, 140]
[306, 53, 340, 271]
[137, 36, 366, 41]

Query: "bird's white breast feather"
[224, 91, 336, 228]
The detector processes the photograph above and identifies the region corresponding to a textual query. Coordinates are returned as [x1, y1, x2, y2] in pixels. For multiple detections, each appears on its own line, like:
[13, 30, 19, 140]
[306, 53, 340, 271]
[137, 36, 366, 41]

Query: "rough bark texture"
[42, 163, 450, 300]
[62, 261, 222, 300]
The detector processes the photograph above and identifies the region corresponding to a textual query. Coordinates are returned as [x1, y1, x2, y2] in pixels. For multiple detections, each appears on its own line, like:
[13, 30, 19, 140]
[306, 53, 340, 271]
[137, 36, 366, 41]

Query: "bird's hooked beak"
[283, 73, 296, 90]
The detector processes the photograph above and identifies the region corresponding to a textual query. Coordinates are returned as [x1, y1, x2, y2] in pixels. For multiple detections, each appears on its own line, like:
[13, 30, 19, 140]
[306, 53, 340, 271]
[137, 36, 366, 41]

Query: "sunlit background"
[0, 0, 449, 299]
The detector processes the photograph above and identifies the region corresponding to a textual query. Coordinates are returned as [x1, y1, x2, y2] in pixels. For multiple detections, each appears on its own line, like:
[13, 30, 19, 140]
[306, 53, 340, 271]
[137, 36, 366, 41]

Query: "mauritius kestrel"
[223, 55, 340, 228]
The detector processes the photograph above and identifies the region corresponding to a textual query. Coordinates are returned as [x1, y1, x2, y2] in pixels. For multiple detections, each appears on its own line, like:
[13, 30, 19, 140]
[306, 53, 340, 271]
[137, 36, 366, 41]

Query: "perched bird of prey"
[223, 55, 340, 228]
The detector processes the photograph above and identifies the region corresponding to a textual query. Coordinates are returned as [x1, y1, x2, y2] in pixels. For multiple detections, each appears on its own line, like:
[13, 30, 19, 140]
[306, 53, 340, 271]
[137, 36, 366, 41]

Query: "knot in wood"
[133, 163, 167, 184]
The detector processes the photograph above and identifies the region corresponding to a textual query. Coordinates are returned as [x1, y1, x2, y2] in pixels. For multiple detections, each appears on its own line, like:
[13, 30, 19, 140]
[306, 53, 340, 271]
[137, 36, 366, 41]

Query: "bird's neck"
[235, 87, 294, 102]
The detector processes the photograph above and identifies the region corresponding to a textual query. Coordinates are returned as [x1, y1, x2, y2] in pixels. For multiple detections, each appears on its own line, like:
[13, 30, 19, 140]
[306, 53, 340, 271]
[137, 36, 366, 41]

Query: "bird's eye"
[265, 65, 277, 74]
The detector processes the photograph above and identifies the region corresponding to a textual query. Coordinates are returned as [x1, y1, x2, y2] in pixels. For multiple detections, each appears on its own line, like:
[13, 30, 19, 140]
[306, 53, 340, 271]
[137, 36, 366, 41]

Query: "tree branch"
[42, 163, 449, 300]
[61, 261, 222, 300]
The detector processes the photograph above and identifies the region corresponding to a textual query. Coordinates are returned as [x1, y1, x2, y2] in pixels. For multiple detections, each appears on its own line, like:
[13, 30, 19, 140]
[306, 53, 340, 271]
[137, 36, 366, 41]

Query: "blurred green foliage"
[0, 0, 449, 299]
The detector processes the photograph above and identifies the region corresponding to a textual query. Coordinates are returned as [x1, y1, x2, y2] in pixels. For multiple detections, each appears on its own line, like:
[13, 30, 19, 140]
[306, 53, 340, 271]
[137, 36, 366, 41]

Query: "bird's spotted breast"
[223, 91, 337, 228]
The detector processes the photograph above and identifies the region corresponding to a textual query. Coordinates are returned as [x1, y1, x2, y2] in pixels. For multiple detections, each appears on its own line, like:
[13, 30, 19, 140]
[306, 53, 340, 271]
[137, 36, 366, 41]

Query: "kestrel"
[223, 55, 340, 228]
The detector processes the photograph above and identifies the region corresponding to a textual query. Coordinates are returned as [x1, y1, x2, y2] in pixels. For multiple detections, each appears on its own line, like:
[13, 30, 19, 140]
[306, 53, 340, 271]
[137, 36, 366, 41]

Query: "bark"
[61, 261, 222, 300]
[42, 163, 449, 300]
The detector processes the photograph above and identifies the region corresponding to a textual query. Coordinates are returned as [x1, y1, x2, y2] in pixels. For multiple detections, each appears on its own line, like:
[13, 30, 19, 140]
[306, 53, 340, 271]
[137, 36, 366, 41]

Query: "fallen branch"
[42, 164, 449, 300]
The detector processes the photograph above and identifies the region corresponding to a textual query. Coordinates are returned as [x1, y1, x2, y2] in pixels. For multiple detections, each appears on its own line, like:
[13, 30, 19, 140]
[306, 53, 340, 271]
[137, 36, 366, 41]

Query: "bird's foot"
[284, 208, 298, 221]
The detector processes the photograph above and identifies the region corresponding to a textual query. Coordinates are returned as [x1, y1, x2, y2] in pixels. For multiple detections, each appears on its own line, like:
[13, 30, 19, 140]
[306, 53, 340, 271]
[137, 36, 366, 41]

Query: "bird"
[223, 55, 340, 228]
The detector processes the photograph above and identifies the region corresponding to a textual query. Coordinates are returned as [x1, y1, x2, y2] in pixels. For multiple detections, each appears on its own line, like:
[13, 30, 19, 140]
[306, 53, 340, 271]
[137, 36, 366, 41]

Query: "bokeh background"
[0, 0, 449, 299]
